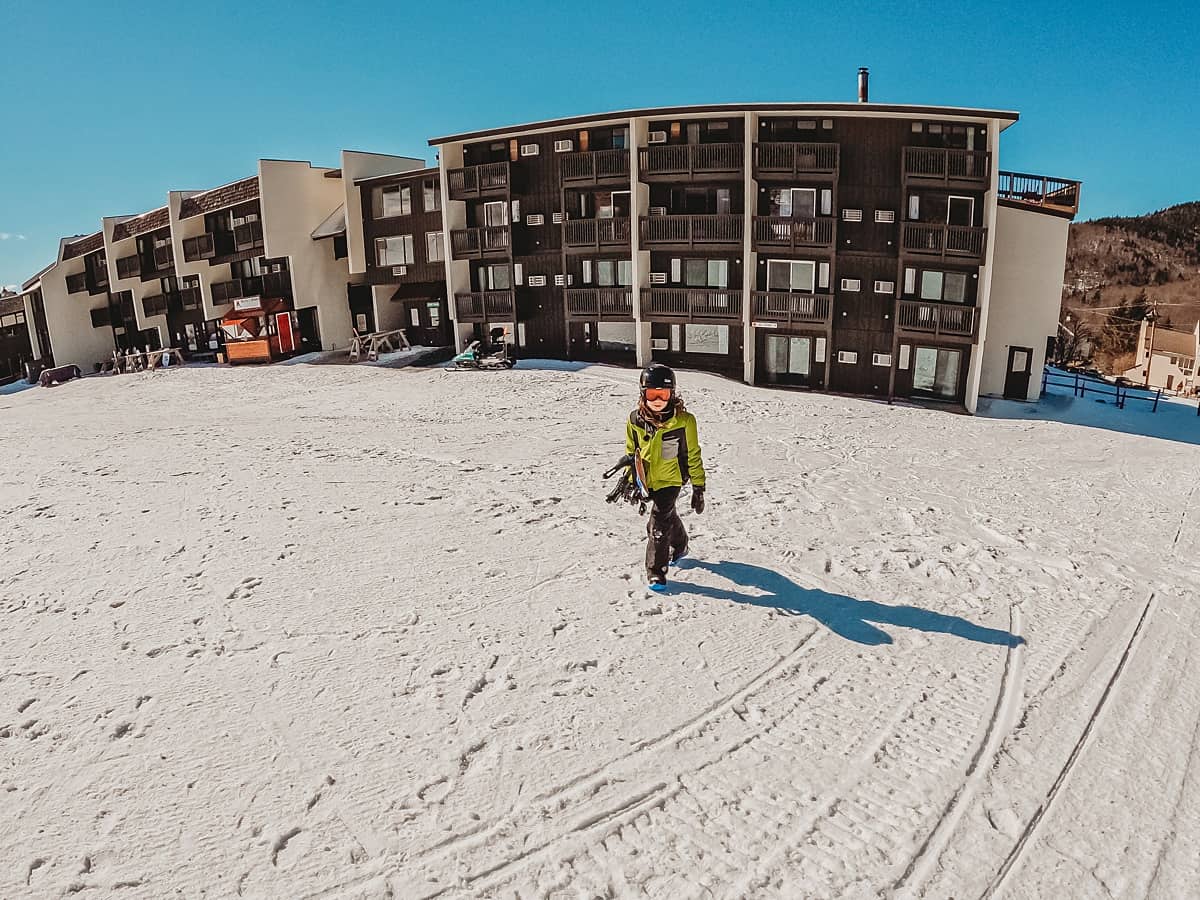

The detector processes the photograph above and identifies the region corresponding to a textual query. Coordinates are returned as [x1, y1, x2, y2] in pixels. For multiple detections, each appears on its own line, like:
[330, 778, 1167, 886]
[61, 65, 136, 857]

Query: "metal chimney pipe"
[858, 67, 869, 103]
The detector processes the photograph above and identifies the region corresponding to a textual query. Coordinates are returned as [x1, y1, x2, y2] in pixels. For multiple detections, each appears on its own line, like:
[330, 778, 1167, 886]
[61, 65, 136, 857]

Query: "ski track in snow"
[0, 363, 1195, 899]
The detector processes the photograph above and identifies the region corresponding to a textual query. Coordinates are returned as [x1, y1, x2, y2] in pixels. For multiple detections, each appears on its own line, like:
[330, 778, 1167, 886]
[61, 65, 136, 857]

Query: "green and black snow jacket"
[625, 408, 706, 491]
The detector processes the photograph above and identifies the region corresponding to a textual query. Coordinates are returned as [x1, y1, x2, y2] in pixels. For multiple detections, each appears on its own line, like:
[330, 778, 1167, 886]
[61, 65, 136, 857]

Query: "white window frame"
[947, 195, 975, 227]
[376, 234, 414, 266]
[376, 185, 411, 218]
[425, 231, 445, 264]
[767, 259, 816, 293]
[484, 201, 508, 227]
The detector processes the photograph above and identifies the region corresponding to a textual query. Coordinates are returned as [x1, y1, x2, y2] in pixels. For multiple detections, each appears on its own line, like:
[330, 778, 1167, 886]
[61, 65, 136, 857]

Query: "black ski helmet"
[640, 363, 676, 392]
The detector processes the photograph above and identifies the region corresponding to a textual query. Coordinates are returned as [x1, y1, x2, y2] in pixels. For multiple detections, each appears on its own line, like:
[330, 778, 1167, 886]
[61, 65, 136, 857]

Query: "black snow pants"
[646, 486, 688, 580]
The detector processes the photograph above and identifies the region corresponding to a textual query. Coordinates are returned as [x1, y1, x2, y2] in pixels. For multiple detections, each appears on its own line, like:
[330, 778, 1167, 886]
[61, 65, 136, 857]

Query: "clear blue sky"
[2, 0, 1197, 288]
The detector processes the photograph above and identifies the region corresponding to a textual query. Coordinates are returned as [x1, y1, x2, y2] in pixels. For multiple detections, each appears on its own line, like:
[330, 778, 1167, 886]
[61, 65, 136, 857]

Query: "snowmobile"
[452, 328, 516, 370]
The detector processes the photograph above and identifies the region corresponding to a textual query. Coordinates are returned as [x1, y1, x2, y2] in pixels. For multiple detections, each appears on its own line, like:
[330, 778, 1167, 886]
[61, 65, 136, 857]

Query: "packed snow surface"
[1, 363, 1196, 899]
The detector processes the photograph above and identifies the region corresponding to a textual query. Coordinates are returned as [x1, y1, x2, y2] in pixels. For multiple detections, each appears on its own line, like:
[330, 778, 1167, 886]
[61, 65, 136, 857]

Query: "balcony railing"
[560, 149, 630, 183]
[183, 232, 216, 262]
[642, 287, 743, 320]
[998, 171, 1081, 216]
[153, 244, 175, 270]
[752, 217, 835, 251]
[234, 220, 264, 252]
[563, 217, 632, 251]
[450, 226, 511, 258]
[903, 148, 990, 183]
[447, 162, 510, 200]
[901, 223, 988, 260]
[753, 142, 839, 177]
[639, 143, 744, 179]
[896, 299, 979, 341]
[453, 290, 515, 322]
[564, 288, 634, 320]
[640, 214, 743, 247]
[751, 292, 833, 326]
[116, 255, 142, 280]
[66, 272, 88, 294]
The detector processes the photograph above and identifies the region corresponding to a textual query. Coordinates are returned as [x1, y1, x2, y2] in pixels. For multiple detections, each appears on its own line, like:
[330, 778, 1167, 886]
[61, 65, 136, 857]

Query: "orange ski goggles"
[643, 388, 673, 402]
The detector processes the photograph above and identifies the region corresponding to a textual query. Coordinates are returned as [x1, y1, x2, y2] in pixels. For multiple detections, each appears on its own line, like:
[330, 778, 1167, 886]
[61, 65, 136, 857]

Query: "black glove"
[691, 486, 705, 514]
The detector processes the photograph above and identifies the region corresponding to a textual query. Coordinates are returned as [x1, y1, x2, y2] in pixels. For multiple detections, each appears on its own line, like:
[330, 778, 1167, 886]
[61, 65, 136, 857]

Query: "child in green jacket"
[626, 363, 706, 590]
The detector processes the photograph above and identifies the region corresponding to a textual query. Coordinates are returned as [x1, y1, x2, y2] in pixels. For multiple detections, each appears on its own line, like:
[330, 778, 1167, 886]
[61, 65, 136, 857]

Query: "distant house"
[1124, 320, 1197, 394]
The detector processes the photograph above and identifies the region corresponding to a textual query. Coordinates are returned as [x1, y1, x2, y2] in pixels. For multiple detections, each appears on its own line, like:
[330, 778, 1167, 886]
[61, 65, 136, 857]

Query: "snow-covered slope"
[1, 363, 1196, 898]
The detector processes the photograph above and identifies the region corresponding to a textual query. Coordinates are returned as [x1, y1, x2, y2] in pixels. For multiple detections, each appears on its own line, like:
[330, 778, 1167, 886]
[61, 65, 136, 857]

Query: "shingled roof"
[179, 176, 260, 219]
[111, 207, 170, 242]
[62, 231, 105, 260]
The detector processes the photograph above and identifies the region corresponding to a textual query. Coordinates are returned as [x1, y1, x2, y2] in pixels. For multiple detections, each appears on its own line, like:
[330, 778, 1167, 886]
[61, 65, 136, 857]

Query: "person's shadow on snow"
[673, 559, 1023, 648]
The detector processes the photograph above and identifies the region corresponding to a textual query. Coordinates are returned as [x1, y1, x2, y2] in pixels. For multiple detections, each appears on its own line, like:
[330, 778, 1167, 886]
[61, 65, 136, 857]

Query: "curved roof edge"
[428, 102, 1020, 146]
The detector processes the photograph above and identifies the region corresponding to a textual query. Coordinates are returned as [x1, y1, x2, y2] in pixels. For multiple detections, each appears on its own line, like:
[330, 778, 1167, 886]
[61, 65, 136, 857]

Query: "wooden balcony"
[564, 288, 633, 321]
[183, 232, 216, 262]
[66, 271, 88, 294]
[751, 292, 833, 327]
[998, 171, 1081, 217]
[752, 217, 835, 252]
[560, 149, 630, 184]
[453, 290, 515, 322]
[234, 220, 264, 252]
[895, 299, 979, 343]
[563, 217, 632, 253]
[903, 148, 991, 186]
[642, 287, 743, 321]
[753, 142, 839, 179]
[153, 244, 175, 271]
[115, 255, 142, 280]
[638, 143, 743, 181]
[447, 162, 510, 200]
[900, 223, 988, 262]
[450, 226, 510, 259]
[639, 214, 743, 249]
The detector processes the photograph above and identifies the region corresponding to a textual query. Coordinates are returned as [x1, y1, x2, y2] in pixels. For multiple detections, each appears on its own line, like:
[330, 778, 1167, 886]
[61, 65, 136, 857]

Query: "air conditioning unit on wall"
[652, 338, 669, 349]
[554, 140, 573, 152]
[649, 272, 667, 285]
[648, 131, 667, 144]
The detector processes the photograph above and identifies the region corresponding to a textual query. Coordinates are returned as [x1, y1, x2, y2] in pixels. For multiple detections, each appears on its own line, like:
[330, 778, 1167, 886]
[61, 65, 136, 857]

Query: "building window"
[596, 259, 633, 287]
[685, 323, 729, 355]
[376, 235, 415, 266]
[426, 231, 445, 263]
[763, 334, 812, 383]
[919, 271, 943, 301]
[912, 347, 962, 399]
[484, 201, 508, 227]
[423, 179, 441, 213]
[768, 188, 817, 219]
[767, 259, 816, 292]
[372, 185, 411, 219]
[484, 264, 510, 291]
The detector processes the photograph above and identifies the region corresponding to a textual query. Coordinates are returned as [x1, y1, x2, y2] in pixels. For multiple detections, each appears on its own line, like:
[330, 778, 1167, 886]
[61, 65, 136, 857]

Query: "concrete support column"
[742, 114, 757, 385]
[438, 143, 470, 353]
[964, 118, 1001, 414]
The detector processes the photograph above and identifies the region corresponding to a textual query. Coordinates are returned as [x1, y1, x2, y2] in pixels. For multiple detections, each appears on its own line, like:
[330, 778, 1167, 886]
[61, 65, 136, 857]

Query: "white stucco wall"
[37, 243, 116, 370]
[979, 204, 1071, 401]
[259, 160, 352, 350]
[103, 216, 171, 348]
[340, 151, 426, 276]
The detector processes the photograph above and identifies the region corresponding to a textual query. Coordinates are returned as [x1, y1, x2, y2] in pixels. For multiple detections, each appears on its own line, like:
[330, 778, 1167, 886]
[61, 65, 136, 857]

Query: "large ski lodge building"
[6, 73, 1079, 413]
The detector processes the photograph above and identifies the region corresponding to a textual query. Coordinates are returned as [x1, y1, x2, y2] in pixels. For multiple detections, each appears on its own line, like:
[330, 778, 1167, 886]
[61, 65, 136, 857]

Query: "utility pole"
[1143, 302, 1159, 388]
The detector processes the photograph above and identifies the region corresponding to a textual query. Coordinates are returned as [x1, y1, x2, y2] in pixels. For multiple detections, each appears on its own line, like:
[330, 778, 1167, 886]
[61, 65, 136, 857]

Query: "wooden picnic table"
[349, 328, 411, 362]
